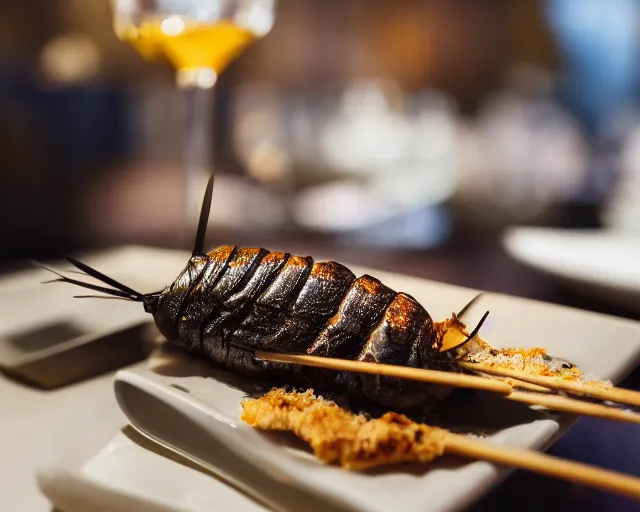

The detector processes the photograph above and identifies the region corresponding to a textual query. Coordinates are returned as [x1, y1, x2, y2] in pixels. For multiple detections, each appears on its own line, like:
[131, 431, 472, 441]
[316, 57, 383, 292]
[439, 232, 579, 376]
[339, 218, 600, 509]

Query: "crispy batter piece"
[240, 388, 448, 470]
[438, 317, 608, 385]
[461, 345, 607, 383]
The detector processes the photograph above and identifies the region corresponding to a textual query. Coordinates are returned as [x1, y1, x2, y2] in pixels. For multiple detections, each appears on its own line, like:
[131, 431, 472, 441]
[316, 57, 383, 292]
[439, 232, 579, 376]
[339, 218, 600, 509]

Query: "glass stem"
[179, 67, 217, 247]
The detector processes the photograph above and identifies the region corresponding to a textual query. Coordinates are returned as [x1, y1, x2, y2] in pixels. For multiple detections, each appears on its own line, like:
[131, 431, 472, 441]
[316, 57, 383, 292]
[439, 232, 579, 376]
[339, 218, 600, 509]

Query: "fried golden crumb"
[461, 346, 607, 384]
[437, 316, 609, 386]
[240, 388, 448, 470]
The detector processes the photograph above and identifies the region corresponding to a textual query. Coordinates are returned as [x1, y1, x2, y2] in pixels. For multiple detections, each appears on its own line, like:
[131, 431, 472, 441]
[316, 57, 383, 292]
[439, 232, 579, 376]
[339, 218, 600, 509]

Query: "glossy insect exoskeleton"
[45, 177, 487, 410]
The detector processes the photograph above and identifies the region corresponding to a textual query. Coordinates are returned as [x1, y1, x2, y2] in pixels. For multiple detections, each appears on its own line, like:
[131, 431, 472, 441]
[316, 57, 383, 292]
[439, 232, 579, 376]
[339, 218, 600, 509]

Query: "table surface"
[0, 366, 125, 511]
[1, 226, 639, 512]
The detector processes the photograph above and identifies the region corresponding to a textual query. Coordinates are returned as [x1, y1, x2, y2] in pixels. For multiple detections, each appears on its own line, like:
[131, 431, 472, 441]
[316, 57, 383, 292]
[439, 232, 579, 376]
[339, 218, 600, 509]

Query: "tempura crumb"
[240, 388, 448, 470]
[463, 346, 612, 387]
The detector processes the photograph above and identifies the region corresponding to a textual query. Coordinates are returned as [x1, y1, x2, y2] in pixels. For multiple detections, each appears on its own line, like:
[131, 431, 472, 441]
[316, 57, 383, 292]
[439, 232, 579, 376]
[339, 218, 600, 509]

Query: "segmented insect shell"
[48, 175, 482, 412]
[148, 245, 457, 410]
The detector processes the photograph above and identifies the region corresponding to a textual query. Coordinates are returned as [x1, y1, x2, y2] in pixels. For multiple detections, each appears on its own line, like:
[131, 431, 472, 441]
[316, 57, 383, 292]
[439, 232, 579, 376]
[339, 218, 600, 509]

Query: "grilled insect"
[44, 176, 488, 410]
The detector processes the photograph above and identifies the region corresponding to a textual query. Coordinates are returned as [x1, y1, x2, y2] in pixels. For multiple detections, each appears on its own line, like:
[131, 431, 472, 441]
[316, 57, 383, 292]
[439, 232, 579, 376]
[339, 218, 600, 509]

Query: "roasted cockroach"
[44, 176, 490, 410]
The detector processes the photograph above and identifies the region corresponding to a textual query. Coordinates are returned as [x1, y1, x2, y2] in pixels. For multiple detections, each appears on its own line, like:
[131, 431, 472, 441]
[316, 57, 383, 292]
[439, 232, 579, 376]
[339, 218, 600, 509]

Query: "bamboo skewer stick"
[244, 388, 640, 501]
[445, 434, 640, 501]
[265, 352, 548, 394]
[255, 351, 512, 395]
[460, 362, 640, 407]
[479, 375, 552, 393]
[256, 352, 640, 425]
[506, 391, 640, 425]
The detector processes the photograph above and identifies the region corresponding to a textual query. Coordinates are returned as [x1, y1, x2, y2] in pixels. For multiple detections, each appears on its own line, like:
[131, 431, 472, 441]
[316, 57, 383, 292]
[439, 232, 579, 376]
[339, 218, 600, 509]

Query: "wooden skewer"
[256, 351, 513, 395]
[256, 352, 640, 425]
[506, 391, 640, 425]
[507, 380, 552, 393]
[460, 362, 640, 408]
[445, 434, 640, 501]
[477, 375, 552, 394]
[245, 388, 640, 501]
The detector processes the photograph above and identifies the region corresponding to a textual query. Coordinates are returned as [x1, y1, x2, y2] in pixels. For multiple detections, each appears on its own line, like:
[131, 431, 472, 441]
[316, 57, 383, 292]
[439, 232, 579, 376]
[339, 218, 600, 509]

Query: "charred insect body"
[44, 177, 488, 411]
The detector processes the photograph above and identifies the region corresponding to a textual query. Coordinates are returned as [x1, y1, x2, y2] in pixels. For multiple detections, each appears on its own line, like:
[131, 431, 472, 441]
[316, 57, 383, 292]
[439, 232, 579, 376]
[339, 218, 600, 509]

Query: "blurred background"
[1, 0, 640, 313]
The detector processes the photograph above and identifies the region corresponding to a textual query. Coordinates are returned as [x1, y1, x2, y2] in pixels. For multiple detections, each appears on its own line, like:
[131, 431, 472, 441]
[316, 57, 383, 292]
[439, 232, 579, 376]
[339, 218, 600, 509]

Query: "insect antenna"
[73, 295, 137, 301]
[192, 175, 214, 257]
[39, 264, 142, 302]
[456, 293, 484, 320]
[465, 310, 490, 342]
[442, 310, 490, 353]
[66, 257, 142, 298]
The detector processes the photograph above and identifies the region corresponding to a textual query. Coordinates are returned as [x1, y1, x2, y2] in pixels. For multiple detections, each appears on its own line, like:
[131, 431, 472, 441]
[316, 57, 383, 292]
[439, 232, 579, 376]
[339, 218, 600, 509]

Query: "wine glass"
[110, 0, 277, 245]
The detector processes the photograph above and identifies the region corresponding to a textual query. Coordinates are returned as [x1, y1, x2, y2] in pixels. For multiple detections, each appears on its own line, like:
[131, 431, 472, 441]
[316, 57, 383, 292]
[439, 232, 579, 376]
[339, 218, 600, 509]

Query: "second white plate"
[503, 227, 640, 311]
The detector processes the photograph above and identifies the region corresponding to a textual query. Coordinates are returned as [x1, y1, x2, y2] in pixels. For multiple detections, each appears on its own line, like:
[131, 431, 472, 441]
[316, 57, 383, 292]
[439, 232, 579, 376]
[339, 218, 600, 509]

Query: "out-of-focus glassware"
[110, 0, 276, 243]
[454, 65, 589, 224]
[230, 79, 461, 247]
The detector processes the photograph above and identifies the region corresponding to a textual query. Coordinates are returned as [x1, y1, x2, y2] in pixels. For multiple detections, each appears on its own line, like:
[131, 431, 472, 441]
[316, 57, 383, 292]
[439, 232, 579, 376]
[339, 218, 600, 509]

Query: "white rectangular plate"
[34, 246, 640, 512]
